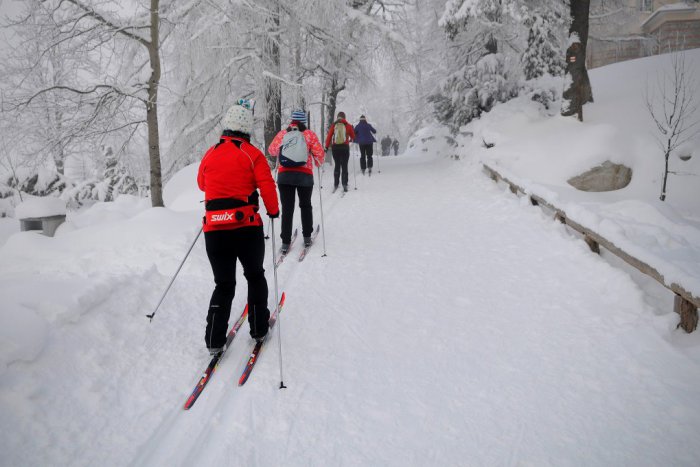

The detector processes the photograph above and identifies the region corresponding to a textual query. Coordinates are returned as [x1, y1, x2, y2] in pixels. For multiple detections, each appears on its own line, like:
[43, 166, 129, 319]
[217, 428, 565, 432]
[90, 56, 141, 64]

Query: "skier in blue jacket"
[353, 115, 377, 175]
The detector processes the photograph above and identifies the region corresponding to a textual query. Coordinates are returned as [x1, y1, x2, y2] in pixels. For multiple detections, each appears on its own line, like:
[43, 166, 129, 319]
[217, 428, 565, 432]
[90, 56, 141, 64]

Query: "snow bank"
[163, 163, 202, 212]
[404, 123, 461, 159]
[0, 217, 19, 247]
[464, 49, 700, 299]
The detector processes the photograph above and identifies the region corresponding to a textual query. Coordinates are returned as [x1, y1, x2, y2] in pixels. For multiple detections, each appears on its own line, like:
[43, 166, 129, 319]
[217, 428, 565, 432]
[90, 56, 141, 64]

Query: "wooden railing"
[483, 164, 699, 332]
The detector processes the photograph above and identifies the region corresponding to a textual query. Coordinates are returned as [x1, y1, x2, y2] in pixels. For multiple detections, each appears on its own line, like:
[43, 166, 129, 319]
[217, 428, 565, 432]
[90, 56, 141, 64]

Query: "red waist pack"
[204, 205, 261, 229]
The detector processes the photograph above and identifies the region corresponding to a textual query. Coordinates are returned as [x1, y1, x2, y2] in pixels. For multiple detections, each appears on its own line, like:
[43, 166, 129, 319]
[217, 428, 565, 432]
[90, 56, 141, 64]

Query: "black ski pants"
[279, 184, 314, 243]
[204, 226, 270, 348]
[331, 144, 350, 188]
[359, 144, 373, 171]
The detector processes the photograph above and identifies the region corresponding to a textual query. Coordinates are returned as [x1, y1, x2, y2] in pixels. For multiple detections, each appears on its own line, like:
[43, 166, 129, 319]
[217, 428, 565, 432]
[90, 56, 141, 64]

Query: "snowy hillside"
[2, 53, 700, 466]
[462, 49, 700, 304]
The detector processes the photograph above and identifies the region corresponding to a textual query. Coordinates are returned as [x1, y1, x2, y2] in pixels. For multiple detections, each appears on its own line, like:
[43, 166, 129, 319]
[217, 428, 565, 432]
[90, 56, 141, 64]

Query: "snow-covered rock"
[567, 161, 633, 192]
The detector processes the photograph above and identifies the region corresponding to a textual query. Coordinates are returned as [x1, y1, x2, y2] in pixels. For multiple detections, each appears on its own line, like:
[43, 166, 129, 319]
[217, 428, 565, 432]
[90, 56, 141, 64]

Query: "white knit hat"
[221, 102, 254, 134]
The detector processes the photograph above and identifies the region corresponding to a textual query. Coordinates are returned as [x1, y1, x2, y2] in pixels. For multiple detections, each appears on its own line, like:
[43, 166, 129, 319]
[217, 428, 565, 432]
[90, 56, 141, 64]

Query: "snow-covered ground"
[463, 49, 700, 300]
[2, 50, 700, 466]
[2, 148, 700, 466]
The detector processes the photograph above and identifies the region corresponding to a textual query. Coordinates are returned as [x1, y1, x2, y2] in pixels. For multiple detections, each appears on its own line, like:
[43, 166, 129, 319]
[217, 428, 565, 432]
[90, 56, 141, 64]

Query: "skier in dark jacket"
[197, 99, 280, 355]
[392, 138, 399, 156]
[353, 115, 377, 175]
[381, 135, 392, 157]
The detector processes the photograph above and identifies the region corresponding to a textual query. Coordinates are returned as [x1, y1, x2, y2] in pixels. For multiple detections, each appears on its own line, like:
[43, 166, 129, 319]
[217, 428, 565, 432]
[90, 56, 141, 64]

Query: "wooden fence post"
[675, 295, 698, 333]
[584, 235, 600, 254]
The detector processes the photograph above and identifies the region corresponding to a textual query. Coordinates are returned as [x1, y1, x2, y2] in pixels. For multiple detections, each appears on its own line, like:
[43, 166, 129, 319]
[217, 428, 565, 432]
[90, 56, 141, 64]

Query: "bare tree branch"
[57, 0, 151, 47]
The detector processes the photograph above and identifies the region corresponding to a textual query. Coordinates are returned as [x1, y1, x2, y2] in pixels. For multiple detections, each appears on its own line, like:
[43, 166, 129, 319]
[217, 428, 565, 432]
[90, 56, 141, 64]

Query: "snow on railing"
[482, 164, 699, 333]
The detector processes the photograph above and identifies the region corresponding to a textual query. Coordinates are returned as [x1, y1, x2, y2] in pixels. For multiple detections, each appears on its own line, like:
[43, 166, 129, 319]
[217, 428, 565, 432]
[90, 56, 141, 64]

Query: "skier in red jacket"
[197, 99, 280, 355]
[324, 111, 355, 192]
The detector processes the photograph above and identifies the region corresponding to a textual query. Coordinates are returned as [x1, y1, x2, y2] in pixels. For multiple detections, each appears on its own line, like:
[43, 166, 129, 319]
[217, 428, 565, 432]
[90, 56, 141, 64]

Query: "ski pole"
[318, 159, 324, 189]
[374, 142, 380, 174]
[269, 219, 286, 389]
[317, 166, 328, 257]
[147, 226, 203, 321]
[351, 145, 358, 190]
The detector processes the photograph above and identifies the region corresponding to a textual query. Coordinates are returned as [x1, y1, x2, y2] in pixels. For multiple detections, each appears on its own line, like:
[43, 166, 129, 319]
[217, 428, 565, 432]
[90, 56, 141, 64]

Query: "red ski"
[184, 305, 249, 410]
[275, 229, 297, 267]
[238, 292, 286, 386]
[297, 224, 320, 262]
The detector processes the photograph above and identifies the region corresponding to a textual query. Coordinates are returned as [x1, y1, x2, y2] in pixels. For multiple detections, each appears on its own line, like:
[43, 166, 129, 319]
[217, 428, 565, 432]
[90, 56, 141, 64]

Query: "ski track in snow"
[2, 154, 700, 467]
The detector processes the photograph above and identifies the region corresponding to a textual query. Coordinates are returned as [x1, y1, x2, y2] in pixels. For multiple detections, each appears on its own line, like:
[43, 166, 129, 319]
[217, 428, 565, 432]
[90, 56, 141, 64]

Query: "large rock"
[567, 161, 632, 192]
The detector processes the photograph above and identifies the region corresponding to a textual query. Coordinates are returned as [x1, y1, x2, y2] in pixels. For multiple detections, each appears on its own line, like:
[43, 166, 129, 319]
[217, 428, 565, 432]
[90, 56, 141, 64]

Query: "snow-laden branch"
[59, 0, 151, 47]
[262, 71, 303, 88]
[12, 84, 145, 109]
[344, 6, 415, 54]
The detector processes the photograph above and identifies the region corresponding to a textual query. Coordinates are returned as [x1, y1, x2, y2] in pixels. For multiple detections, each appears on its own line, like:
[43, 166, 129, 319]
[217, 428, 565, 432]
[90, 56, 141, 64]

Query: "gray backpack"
[279, 128, 308, 168]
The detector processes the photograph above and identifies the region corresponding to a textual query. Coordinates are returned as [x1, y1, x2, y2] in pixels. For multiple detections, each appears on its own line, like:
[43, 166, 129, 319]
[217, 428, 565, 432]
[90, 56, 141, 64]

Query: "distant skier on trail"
[392, 138, 399, 156]
[381, 135, 392, 157]
[268, 109, 325, 253]
[197, 99, 280, 355]
[324, 111, 355, 192]
[353, 115, 377, 176]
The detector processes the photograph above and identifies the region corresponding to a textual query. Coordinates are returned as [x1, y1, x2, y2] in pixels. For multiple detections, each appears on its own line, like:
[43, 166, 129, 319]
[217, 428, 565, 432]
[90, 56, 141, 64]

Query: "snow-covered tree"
[522, 10, 566, 80]
[102, 146, 138, 202]
[431, 0, 526, 131]
[0, 0, 200, 207]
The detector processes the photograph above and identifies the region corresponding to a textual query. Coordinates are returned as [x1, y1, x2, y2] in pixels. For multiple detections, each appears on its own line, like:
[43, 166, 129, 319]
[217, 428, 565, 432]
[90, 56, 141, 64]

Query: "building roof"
[641, 2, 700, 33]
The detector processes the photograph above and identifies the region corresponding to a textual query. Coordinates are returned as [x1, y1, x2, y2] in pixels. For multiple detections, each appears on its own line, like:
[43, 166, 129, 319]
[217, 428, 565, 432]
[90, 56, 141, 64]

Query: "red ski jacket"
[324, 119, 355, 149]
[197, 135, 279, 232]
[267, 125, 325, 176]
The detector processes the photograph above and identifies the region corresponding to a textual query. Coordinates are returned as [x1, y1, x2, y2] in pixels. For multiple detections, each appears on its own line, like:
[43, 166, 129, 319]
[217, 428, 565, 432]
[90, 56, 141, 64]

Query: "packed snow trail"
[131, 153, 700, 466]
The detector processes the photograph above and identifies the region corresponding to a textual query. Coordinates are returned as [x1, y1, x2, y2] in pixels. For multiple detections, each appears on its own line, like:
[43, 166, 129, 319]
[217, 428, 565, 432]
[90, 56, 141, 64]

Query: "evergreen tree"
[522, 11, 565, 80]
[102, 147, 138, 202]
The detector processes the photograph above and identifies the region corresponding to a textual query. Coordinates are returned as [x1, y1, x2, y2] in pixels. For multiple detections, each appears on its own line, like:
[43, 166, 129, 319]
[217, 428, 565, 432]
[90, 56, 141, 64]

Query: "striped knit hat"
[291, 109, 307, 124]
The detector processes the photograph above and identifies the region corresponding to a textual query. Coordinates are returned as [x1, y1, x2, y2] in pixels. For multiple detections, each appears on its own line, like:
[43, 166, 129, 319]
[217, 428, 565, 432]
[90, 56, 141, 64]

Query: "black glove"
[267, 211, 279, 219]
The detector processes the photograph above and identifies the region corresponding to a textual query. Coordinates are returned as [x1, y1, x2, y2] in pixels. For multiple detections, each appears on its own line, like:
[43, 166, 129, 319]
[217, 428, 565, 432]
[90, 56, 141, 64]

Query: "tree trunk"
[264, 1, 281, 153]
[147, 0, 163, 207]
[53, 109, 65, 176]
[561, 0, 593, 120]
[327, 80, 338, 130]
[49, 51, 65, 177]
[326, 75, 345, 130]
[294, 36, 305, 109]
[661, 147, 670, 201]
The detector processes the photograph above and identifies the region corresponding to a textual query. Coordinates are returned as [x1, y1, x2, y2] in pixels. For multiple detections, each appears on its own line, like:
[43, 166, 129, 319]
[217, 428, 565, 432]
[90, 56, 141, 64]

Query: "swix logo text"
[211, 212, 234, 222]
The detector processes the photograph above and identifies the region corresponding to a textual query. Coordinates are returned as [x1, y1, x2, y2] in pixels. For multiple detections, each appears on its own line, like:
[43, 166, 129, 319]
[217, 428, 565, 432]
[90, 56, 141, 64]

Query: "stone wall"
[655, 20, 700, 51]
[587, 37, 656, 69]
